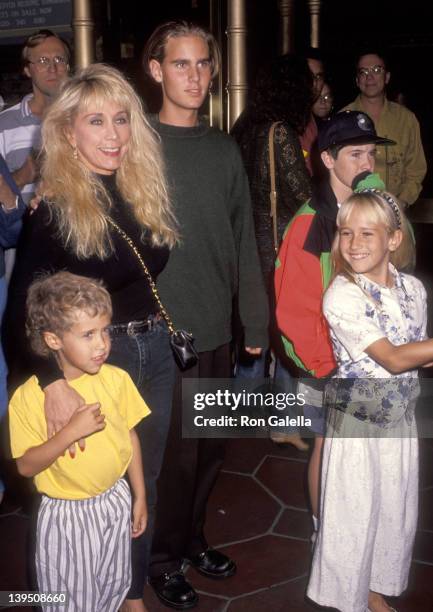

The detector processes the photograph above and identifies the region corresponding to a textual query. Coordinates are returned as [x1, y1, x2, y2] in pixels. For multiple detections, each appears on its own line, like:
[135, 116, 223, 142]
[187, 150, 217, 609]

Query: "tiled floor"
[2, 436, 432, 611]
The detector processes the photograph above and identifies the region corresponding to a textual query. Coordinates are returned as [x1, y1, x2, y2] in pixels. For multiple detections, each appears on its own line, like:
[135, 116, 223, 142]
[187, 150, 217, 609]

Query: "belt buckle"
[127, 321, 136, 337]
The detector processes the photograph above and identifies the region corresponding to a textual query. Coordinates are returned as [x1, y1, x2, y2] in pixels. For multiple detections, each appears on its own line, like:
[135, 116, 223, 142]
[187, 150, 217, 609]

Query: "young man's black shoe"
[149, 571, 198, 610]
[188, 549, 237, 579]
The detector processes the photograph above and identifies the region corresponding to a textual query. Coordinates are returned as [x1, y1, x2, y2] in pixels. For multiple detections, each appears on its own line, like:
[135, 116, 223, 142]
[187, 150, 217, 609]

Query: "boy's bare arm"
[16, 403, 105, 478]
[128, 428, 147, 538]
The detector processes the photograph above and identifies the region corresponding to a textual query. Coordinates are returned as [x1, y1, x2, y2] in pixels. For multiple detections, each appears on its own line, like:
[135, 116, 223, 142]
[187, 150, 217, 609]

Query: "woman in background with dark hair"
[232, 54, 313, 284]
[231, 54, 313, 449]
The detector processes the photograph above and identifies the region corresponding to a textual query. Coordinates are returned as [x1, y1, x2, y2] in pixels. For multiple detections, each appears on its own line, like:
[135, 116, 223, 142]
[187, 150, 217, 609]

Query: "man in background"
[0, 29, 70, 279]
[344, 47, 426, 206]
[0, 29, 70, 205]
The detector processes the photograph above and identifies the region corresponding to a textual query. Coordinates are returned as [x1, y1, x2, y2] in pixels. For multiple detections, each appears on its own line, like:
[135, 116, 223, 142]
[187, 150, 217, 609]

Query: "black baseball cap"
[318, 110, 395, 152]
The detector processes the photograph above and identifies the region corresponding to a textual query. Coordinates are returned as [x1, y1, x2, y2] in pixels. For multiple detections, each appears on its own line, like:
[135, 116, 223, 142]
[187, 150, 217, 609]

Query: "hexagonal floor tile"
[256, 456, 309, 509]
[419, 438, 433, 488]
[227, 575, 313, 611]
[0, 513, 29, 591]
[273, 508, 312, 540]
[223, 438, 309, 474]
[418, 487, 433, 531]
[387, 562, 433, 611]
[142, 583, 227, 611]
[204, 472, 281, 545]
[187, 535, 310, 598]
[413, 529, 433, 564]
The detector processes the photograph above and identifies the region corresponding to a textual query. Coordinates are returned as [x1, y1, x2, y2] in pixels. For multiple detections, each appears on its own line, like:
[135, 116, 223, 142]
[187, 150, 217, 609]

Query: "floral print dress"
[307, 265, 425, 612]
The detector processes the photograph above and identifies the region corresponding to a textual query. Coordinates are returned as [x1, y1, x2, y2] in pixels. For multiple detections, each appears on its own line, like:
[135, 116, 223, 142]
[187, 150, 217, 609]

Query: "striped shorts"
[36, 478, 132, 612]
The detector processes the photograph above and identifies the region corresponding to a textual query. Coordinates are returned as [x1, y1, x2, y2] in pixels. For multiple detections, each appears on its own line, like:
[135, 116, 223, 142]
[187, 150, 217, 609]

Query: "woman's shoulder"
[26, 200, 55, 225]
[16, 200, 61, 255]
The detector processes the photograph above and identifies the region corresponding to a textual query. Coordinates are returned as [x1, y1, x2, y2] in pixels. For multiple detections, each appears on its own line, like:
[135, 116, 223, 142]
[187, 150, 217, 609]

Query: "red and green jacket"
[275, 181, 337, 378]
[275, 173, 385, 378]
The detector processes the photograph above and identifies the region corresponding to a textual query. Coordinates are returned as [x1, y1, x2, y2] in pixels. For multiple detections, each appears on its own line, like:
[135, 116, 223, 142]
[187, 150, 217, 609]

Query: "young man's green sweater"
[152, 117, 269, 353]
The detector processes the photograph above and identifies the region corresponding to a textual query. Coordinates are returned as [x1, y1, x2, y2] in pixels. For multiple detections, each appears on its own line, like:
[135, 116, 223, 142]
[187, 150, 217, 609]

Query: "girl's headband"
[359, 188, 401, 229]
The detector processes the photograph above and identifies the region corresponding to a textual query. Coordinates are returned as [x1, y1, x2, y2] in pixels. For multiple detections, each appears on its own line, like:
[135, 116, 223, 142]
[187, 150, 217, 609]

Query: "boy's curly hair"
[26, 271, 112, 357]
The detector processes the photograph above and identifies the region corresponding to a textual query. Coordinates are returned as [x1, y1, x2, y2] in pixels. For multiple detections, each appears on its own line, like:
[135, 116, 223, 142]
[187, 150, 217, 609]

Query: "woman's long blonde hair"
[41, 63, 177, 259]
[331, 190, 415, 282]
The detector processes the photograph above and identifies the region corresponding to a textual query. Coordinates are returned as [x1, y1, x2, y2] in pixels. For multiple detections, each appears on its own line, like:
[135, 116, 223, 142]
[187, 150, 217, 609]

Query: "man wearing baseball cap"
[274, 110, 394, 542]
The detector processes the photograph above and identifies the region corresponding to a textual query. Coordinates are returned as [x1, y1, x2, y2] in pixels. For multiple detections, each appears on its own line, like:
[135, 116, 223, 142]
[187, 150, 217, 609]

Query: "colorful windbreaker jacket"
[274, 173, 385, 379]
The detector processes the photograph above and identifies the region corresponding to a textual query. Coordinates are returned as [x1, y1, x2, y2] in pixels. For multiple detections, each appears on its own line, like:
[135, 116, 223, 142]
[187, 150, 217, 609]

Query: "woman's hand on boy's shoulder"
[44, 379, 86, 455]
[131, 496, 147, 538]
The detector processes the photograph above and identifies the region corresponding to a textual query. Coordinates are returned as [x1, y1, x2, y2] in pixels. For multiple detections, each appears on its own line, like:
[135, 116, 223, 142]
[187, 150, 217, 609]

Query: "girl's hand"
[245, 346, 262, 355]
[131, 497, 147, 538]
[67, 403, 105, 441]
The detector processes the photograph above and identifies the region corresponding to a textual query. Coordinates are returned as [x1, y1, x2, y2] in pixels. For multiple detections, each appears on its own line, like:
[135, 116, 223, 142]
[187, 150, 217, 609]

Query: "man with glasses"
[0, 30, 70, 207]
[344, 48, 426, 206]
[0, 29, 69, 279]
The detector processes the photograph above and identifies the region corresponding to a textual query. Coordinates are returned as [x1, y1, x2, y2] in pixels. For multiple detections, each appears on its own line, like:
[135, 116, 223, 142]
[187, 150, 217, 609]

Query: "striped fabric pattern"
[0, 94, 41, 203]
[36, 478, 132, 612]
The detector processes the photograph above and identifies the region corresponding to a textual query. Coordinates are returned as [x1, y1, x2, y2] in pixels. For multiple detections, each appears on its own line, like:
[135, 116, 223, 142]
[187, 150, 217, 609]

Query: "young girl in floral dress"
[307, 189, 431, 612]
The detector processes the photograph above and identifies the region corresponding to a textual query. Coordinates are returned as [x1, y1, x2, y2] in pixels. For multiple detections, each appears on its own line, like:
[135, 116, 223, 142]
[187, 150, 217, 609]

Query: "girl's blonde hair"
[40, 63, 177, 259]
[331, 190, 415, 281]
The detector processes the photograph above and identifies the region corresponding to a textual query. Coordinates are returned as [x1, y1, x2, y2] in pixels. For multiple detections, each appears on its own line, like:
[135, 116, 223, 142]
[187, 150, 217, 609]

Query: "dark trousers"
[149, 343, 231, 577]
[108, 321, 175, 598]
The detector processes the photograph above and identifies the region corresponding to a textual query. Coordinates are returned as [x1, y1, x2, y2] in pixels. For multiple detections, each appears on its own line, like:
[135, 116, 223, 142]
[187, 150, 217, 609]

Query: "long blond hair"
[41, 63, 177, 259]
[331, 190, 415, 282]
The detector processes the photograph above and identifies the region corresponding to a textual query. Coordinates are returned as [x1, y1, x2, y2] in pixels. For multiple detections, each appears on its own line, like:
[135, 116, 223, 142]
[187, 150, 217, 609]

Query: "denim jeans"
[235, 349, 268, 379]
[150, 343, 231, 576]
[272, 358, 299, 434]
[107, 319, 175, 598]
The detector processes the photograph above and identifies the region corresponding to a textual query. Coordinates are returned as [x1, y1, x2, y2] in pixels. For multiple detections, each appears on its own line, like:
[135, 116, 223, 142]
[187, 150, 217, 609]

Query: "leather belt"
[109, 313, 162, 337]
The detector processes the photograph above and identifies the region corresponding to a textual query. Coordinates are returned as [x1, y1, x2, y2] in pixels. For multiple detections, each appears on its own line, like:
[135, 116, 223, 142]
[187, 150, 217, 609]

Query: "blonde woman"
[5, 63, 177, 611]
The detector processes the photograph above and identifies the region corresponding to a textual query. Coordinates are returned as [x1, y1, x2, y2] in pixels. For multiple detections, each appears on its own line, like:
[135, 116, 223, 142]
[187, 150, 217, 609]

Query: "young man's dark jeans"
[150, 343, 231, 577]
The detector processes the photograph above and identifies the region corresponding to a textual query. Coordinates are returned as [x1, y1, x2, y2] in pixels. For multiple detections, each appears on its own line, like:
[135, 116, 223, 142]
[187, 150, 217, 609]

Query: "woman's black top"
[5, 173, 169, 387]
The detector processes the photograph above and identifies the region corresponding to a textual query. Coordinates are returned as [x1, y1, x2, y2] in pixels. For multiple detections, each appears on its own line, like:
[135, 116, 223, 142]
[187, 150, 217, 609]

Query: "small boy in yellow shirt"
[9, 271, 150, 612]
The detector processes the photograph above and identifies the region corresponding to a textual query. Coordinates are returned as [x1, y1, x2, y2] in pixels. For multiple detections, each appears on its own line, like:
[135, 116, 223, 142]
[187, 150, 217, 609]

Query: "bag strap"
[268, 121, 280, 254]
[106, 217, 175, 334]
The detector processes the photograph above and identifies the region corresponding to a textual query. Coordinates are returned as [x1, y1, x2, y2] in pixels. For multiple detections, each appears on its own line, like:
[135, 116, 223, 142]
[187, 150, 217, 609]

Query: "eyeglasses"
[318, 94, 333, 103]
[357, 65, 386, 78]
[28, 56, 68, 71]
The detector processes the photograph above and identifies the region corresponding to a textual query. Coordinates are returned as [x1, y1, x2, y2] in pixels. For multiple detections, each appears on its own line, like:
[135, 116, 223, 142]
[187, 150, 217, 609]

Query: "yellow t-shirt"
[9, 364, 150, 500]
